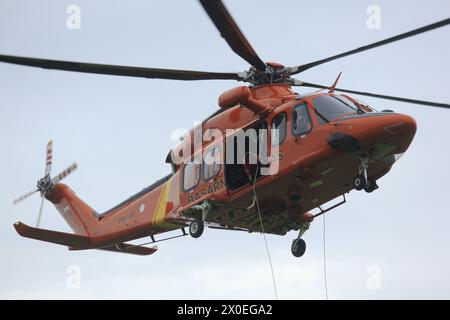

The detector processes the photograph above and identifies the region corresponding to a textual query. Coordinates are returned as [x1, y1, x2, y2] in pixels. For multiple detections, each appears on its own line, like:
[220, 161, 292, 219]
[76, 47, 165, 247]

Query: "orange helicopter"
[4, 0, 449, 258]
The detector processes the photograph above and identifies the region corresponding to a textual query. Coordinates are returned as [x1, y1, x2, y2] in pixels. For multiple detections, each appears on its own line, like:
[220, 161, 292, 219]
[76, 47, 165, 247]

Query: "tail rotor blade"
[36, 196, 45, 228]
[44, 140, 53, 176]
[51, 163, 78, 184]
[13, 188, 39, 205]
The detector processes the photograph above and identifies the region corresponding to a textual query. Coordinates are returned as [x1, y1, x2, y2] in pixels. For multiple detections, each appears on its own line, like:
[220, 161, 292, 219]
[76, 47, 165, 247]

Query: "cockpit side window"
[292, 103, 313, 136]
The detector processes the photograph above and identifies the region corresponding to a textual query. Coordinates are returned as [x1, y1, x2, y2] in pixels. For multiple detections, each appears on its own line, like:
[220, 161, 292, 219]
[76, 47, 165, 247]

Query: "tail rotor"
[13, 140, 77, 227]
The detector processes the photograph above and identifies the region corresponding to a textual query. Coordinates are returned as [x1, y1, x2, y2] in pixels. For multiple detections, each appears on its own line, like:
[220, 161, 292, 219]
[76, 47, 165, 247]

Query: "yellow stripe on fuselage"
[152, 178, 172, 226]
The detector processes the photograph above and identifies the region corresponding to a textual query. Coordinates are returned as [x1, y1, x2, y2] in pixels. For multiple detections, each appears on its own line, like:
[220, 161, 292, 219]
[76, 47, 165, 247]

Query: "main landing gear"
[188, 201, 210, 239]
[291, 238, 306, 258]
[291, 222, 309, 258]
[189, 219, 204, 238]
[353, 157, 378, 193]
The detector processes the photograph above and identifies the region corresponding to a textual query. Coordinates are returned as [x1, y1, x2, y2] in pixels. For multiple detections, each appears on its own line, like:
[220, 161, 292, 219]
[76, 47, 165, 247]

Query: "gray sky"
[1, 0, 449, 299]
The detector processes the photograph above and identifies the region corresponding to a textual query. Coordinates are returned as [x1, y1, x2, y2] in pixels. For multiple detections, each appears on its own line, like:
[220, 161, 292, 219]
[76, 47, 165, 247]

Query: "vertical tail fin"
[46, 183, 98, 236]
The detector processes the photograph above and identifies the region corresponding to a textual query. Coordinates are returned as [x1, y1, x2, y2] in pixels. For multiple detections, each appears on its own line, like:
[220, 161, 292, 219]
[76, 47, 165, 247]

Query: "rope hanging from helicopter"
[252, 166, 278, 300]
[323, 211, 329, 300]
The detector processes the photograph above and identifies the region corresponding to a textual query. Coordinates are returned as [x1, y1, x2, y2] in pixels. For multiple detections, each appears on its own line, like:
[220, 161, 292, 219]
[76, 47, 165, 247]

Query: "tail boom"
[16, 174, 184, 252]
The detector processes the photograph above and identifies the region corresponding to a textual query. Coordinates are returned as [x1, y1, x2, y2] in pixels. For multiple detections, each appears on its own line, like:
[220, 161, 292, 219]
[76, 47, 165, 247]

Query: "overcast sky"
[1, 0, 449, 299]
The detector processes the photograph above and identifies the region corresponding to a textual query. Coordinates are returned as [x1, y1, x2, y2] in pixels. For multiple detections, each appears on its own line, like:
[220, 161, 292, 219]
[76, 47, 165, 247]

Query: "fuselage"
[46, 83, 416, 244]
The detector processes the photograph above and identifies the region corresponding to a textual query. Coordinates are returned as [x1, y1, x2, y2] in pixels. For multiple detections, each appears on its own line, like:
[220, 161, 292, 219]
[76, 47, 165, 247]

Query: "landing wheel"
[291, 238, 306, 258]
[189, 219, 204, 238]
[353, 174, 366, 191]
[364, 178, 377, 193]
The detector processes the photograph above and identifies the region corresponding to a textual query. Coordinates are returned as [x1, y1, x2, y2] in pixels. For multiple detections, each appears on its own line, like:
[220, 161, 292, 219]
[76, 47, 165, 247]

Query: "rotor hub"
[37, 175, 53, 194]
[243, 62, 297, 86]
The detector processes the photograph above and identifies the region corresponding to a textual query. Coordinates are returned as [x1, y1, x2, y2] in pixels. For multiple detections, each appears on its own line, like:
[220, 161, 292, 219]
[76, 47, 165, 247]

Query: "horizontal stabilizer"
[97, 243, 158, 256]
[14, 222, 157, 255]
[14, 222, 91, 248]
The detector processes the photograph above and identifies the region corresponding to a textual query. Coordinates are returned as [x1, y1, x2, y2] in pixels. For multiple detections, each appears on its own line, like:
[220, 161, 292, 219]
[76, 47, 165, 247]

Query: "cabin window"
[183, 158, 201, 191]
[203, 145, 222, 180]
[292, 103, 312, 135]
[271, 112, 287, 145]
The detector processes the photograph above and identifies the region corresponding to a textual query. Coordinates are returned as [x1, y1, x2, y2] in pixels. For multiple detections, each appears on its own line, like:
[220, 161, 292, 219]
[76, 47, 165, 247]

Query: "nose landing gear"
[353, 174, 366, 191]
[363, 177, 377, 193]
[353, 157, 378, 193]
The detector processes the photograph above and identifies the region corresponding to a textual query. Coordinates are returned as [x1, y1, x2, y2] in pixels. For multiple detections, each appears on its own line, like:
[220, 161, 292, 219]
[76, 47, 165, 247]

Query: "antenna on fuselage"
[328, 71, 343, 94]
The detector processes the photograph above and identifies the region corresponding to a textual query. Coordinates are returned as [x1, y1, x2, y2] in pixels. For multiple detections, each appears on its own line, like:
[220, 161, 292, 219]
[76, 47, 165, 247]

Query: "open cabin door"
[224, 121, 269, 192]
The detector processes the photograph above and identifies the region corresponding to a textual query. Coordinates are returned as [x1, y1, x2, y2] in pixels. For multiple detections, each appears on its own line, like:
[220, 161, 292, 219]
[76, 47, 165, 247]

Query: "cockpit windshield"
[312, 95, 358, 125]
[354, 98, 378, 112]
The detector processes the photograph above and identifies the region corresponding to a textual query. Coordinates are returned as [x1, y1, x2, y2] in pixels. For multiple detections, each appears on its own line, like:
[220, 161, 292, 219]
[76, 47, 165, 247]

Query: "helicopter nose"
[361, 112, 417, 152]
[383, 113, 416, 137]
[330, 112, 417, 153]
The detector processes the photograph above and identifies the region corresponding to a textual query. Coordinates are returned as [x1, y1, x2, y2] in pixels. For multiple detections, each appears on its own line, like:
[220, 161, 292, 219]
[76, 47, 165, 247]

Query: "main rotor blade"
[295, 81, 450, 109]
[13, 188, 39, 205]
[199, 0, 266, 71]
[51, 163, 78, 184]
[36, 196, 45, 228]
[44, 140, 53, 177]
[0, 54, 243, 81]
[289, 18, 450, 75]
